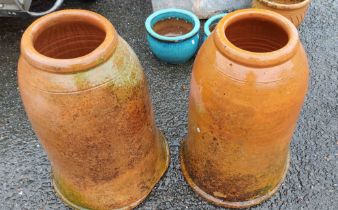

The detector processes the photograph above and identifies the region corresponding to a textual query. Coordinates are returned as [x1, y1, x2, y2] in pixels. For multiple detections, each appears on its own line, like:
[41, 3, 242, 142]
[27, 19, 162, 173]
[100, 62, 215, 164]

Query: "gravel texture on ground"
[0, 0, 337, 209]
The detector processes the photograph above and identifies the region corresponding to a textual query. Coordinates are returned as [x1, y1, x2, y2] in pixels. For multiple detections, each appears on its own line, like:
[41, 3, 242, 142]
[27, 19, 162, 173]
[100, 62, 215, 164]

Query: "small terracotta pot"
[18, 9, 169, 210]
[181, 9, 309, 208]
[252, 0, 311, 27]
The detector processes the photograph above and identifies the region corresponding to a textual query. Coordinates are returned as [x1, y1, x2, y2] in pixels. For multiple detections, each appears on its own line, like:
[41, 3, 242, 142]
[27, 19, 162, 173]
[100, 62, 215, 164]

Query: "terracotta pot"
[180, 9, 309, 208]
[252, 0, 311, 27]
[18, 9, 169, 210]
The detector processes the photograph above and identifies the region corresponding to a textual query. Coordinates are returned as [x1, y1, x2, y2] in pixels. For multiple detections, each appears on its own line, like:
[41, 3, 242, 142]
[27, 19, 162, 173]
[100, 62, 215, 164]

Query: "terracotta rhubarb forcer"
[180, 9, 309, 208]
[18, 9, 169, 210]
[252, 0, 311, 27]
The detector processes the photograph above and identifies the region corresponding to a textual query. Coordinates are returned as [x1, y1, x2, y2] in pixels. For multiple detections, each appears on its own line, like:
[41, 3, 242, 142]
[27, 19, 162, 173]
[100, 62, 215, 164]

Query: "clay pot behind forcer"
[181, 9, 309, 208]
[18, 9, 169, 210]
[145, 8, 201, 64]
[252, 0, 311, 27]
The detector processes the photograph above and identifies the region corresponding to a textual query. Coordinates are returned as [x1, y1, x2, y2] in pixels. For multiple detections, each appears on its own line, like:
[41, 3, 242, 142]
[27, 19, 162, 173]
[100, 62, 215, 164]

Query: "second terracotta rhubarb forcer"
[181, 9, 309, 208]
[252, 0, 311, 27]
[18, 10, 169, 210]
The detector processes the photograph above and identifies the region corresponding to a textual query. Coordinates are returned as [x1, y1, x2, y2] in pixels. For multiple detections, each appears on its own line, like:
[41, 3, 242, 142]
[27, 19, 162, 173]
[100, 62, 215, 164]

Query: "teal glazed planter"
[203, 13, 227, 42]
[145, 8, 200, 64]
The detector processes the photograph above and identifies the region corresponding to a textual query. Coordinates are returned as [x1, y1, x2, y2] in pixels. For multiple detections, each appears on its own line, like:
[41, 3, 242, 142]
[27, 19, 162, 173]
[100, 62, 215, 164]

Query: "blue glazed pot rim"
[204, 13, 227, 37]
[145, 8, 200, 42]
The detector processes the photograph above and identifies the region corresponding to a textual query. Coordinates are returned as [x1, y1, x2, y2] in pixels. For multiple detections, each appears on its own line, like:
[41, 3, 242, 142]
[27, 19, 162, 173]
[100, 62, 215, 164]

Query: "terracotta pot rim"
[214, 9, 299, 67]
[256, 0, 311, 10]
[20, 9, 118, 73]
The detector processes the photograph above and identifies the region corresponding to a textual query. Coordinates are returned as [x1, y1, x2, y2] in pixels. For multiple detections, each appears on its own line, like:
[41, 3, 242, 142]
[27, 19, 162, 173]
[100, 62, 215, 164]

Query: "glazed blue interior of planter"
[145, 8, 200, 42]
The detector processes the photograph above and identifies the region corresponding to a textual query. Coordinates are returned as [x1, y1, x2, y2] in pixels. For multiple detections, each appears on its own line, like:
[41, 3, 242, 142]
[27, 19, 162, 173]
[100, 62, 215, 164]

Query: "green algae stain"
[97, 56, 106, 65]
[130, 71, 136, 80]
[53, 172, 90, 210]
[74, 72, 90, 90]
[257, 184, 273, 196]
[108, 38, 143, 88]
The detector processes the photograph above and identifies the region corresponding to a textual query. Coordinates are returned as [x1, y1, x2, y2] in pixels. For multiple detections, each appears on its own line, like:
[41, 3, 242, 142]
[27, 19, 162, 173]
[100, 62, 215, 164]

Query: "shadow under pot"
[203, 13, 227, 43]
[252, 0, 312, 27]
[145, 8, 200, 64]
[18, 9, 169, 210]
[180, 9, 309, 208]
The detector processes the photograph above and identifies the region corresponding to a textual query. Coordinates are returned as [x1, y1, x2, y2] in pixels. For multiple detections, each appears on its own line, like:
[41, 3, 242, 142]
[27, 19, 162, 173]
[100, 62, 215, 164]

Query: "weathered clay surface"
[252, 0, 311, 27]
[0, 0, 337, 209]
[181, 9, 309, 208]
[17, 9, 169, 210]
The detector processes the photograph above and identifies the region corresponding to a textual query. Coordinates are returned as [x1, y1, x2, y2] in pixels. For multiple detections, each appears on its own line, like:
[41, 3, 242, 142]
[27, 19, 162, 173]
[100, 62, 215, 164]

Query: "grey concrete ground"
[0, 0, 337, 209]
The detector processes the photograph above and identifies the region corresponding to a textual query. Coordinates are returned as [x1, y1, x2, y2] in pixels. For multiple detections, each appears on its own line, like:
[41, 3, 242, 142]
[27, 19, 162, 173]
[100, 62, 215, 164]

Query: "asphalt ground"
[0, 0, 337, 209]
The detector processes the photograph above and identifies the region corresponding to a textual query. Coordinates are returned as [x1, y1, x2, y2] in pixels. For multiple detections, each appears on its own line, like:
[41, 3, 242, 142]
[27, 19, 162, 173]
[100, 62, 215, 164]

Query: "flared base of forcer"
[180, 139, 290, 209]
[52, 131, 170, 210]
